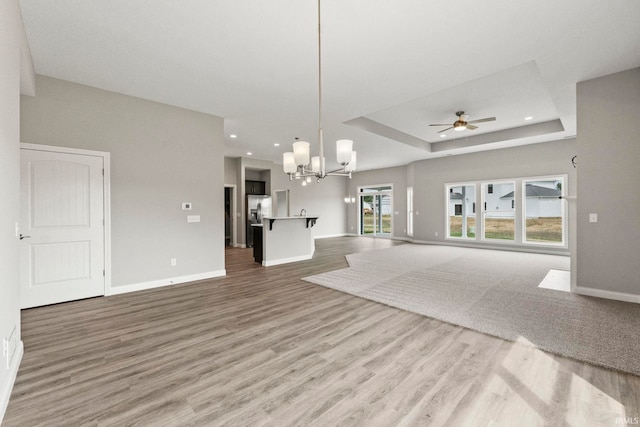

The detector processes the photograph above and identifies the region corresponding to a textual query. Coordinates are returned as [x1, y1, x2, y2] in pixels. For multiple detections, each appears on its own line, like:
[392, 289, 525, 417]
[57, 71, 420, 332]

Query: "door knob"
[19, 234, 31, 240]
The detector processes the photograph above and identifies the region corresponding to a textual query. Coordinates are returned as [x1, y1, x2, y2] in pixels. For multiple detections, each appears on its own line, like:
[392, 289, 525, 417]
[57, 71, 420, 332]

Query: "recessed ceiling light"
[246, 152, 252, 156]
[524, 116, 533, 121]
[440, 134, 446, 138]
[230, 134, 237, 138]
[274, 143, 280, 147]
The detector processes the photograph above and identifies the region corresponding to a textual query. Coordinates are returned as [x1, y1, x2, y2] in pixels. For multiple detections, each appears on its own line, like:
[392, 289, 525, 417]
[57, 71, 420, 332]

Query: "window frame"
[445, 182, 477, 240]
[522, 175, 567, 247]
[481, 180, 516, 243]
[358, 183, 394, 238]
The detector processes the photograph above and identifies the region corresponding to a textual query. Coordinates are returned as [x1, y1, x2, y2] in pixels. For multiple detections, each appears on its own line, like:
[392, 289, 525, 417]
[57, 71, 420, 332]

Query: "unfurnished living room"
[1, 1, 640, 426]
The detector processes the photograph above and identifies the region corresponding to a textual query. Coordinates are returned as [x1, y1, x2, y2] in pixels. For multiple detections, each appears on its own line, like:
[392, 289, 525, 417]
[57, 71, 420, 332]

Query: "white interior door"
[20, 148, 105, 308]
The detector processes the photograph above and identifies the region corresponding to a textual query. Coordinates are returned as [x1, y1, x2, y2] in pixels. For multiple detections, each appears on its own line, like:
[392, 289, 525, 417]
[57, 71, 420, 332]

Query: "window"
[523, 177, 565, 245]
[445, 175, 568, 248]
[407, 186, 413, 237]
[482, 181, 515, 241]
[446, 184, 476, 239]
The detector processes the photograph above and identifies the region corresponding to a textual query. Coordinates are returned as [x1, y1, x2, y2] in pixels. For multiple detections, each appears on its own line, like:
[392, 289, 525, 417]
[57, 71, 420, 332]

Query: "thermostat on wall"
[182, 202, 192, 210]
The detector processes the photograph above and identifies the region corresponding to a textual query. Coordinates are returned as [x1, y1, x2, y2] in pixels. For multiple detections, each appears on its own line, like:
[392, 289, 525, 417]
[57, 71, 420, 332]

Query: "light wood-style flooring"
[4, 237, 640, 426]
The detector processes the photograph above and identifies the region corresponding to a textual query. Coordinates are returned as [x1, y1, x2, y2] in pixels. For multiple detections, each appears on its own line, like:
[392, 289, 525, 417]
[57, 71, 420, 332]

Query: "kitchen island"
[257, 216, 318, 266]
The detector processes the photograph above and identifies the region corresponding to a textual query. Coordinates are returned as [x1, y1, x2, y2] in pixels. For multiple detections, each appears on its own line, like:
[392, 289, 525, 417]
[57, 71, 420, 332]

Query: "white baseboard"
[236, 243, 247, 248]
[574, 286, 640, 304]
[108, 270, 226, 295]
[0, 340, 23, 424]
[263, 254, 313, 267]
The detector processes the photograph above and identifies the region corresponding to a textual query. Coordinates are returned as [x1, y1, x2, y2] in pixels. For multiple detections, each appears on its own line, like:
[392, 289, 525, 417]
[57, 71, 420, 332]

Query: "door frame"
[357, 183, 394, 238]
[20, 143, 112, 296]
[224, 184, 237, 247]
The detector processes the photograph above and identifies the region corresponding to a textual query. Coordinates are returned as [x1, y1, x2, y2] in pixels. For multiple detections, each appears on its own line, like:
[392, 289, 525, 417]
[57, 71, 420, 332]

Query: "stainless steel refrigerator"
[246, 195, 271, 248]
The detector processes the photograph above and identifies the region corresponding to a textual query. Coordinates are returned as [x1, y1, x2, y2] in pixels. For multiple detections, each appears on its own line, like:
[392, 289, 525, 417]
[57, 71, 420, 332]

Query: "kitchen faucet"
[300, 209, 306, 217]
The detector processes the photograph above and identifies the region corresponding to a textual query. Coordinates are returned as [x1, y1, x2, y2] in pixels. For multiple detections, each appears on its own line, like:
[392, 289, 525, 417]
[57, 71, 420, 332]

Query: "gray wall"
[21, 76, 225, 288]
[0, 0, 24, 412]
[224, 157, 238, 185]
[350, 139, 577, 254]
[412, 140, 576, 252]
[576, 67, 640, 296]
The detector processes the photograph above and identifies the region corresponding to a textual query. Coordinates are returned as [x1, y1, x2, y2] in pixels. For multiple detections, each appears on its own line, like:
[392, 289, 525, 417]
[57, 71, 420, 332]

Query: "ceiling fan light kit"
[282, 0, 356, 182]
[430, 110, 496, 135]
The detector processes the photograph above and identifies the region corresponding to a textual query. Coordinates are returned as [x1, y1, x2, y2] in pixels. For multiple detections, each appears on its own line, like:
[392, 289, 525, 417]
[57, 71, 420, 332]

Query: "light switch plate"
[589, 213, 598, 223]
[182, 202, 192, 210]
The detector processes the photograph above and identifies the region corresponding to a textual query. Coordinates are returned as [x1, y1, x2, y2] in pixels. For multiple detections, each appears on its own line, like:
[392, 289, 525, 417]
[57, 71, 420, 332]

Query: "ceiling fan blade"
[466, 124, 478, 130]
[438, 127, 453, 133]
[467, 117, 496, 124]
[429, 123, 452, 127]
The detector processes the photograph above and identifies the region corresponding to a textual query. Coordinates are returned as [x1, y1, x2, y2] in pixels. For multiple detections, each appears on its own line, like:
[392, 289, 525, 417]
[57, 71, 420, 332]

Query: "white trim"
[357, 183, 394, 237]
[224, 184, 237, 247]
[20, 143, 112, 298]
[444, 182, 477, 241]
[0, 341, 23, 424]
[574, 286, 640, 304]
[521, 175, 568, 249]
[103, 153, 112, 298]
[236, 243, 247, 249]
[20, 142, 109, 157]
[108, 270, 226, 295]
[263, 254, 313, 266]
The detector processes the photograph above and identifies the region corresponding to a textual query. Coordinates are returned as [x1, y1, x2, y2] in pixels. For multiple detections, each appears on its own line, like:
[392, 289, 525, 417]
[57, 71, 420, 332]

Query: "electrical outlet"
[435, 231, 438, 237]
[171, 258, 177, 266]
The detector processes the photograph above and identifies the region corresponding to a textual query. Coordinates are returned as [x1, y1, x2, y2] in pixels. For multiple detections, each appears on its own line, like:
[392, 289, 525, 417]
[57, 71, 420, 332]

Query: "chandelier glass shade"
[282, 0, 356, 181]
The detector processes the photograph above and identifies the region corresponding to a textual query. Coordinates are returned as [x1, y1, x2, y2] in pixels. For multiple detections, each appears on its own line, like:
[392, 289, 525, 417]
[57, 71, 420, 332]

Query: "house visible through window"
[446, 183, 476, 239]
[523, 177, 565, 245]
[445, 175, 567, 247]
[359, 185, 393, 237]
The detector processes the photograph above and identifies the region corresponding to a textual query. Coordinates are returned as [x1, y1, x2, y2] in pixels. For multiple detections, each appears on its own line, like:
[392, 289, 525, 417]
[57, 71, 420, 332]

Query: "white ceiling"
[18, 0, 640, 171]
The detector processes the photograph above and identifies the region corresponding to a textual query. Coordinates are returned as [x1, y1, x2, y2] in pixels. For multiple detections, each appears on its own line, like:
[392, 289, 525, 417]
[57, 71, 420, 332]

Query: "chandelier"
[282, 0, 356, 181]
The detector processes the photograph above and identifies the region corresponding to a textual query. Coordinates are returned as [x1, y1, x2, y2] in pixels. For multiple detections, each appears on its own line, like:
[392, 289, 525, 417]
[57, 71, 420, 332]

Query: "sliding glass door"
[359, 186, 392, 237]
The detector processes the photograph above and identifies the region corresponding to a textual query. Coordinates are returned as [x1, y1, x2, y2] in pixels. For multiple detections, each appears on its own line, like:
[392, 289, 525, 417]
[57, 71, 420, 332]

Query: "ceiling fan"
[430, 111, 496, 133]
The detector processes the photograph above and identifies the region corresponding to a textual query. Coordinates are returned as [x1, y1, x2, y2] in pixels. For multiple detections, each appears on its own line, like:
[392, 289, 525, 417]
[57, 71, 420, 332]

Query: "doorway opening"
[359, 185, 393, 237]
[224, 185, 237, 247]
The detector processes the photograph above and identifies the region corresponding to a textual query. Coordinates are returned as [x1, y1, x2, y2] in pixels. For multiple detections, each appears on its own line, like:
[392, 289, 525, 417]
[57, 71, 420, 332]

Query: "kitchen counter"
[258, 216, 318, 266]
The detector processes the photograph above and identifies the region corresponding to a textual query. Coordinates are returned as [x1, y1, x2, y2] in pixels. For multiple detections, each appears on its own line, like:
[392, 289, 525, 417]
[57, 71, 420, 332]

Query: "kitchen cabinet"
[245, 180, 266, 195]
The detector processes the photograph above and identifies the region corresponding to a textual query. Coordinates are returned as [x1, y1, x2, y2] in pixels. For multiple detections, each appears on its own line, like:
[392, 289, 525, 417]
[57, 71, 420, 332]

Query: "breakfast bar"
[254, 216, 318, 266]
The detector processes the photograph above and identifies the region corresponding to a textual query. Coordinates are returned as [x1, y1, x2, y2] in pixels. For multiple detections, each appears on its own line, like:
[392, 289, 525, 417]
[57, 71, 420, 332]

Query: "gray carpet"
[302, 244, 640, 376]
